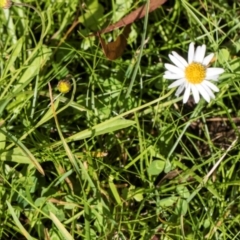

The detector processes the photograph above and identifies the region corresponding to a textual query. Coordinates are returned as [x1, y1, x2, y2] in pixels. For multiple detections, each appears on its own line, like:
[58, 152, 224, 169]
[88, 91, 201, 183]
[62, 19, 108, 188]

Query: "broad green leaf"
[102, 77, 123, 92]
[113, 0, 133, 22]
[147, 160, 165, 176]
[125, 186, 144, 202]
[0, 148, 33, 163]
[159, 196, 178, 208]
[203, 218, 211, 229]
[79, 0, 104, 30]
[134, 192, 143, 202]
[35, 197, 47, 207]
[217, 48, 229, 65]
[176, 198, 188, 216]
[132, 188, 144, 202]
[55, 118, 135, 143]
[176, 185, 190, 199]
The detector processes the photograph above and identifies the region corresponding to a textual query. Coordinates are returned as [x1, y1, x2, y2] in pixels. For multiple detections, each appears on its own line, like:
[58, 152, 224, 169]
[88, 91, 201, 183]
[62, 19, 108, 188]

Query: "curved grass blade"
[0, 129, 44, 175]
[6, 201, 37, 240]
[49, 212, 74, 240]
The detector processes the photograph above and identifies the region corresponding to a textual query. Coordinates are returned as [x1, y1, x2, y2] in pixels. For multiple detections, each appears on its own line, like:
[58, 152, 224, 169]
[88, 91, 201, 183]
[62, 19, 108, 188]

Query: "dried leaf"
[155, 169, 182, 187]
[97, 0, 167, 34]
[99, 25, 131, 60]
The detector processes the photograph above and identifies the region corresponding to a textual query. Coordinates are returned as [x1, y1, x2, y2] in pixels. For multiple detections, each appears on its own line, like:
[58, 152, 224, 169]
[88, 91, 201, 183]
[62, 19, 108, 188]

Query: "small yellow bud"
[0, 0, 12, 9]
[57, 80, 71, 94]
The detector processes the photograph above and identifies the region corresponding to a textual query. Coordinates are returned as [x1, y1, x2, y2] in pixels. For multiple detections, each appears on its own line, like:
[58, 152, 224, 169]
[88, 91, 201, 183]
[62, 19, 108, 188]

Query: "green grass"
[0, 0, 240, 239]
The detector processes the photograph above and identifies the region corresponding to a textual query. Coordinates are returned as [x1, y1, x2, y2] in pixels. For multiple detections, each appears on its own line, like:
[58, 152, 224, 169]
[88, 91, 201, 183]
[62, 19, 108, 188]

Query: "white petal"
[194, 46, 204, 62]
[197, 84, 211, 102]
[168, 78, 185, 88]
[183, 83, 191, 103]
[164, 63, 185, 76]
[202, 80, 219, 92]
[203, 53, 214, 66]
[206, 68, 224, 77]
[175, 84, 185, 96]
[169, 54, 186, 70]
[164, 72, 183, 80]
[205, 75, 219, 81]
[191, 84, 200, 103]
[164, 71, 174, 75]
[202, 84, 215, 99]
[172, 51, 188, 67]
[188, 42, 195, 64]
[197, 45, 206, 63]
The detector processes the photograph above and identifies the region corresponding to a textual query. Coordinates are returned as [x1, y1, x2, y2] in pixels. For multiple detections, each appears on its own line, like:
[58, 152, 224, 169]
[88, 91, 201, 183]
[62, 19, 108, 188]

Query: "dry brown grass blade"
[98, 24, 131, 60]
[96, 0, 167, 35]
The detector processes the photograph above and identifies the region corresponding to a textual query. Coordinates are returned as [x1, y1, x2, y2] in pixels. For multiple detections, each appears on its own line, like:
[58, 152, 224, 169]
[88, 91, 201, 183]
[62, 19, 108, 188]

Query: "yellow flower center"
[185, 62, 206, 84]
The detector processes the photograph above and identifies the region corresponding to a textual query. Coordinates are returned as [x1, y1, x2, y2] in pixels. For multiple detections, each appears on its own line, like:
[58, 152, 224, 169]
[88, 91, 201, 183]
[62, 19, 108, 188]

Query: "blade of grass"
[6, 201, 38, 240]
[48, 79, 92, 239]
[51, 88, 176, 147]
[126, 0, 150, 97]
[49, 212, 74, 240]
[0, 129, 44, 175]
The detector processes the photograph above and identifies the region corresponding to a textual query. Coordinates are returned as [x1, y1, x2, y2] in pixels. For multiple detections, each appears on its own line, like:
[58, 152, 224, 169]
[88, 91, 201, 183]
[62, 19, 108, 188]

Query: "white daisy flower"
[163, 42, 224, 103]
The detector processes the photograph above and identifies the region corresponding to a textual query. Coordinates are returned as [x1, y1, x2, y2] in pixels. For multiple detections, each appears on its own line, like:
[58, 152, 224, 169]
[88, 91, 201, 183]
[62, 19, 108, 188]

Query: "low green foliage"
[0, 0, 240, 239]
